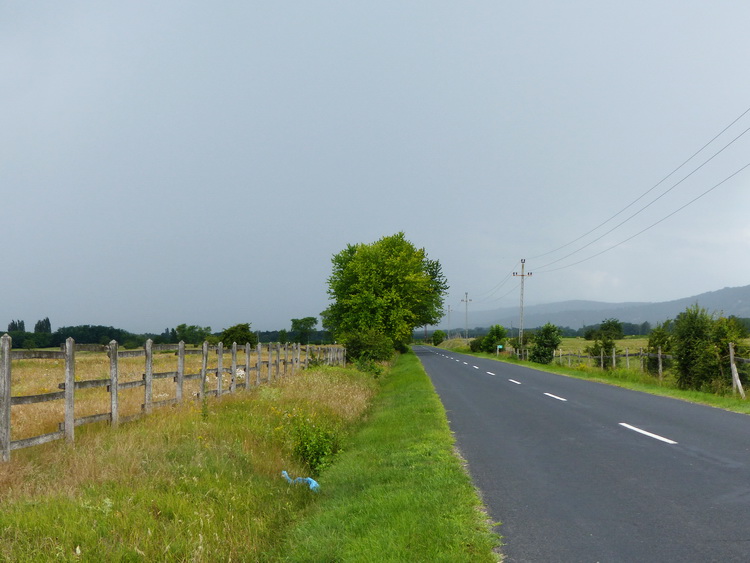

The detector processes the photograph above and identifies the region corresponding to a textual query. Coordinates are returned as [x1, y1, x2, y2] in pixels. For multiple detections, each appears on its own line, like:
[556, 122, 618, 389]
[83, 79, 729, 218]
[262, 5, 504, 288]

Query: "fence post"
[626, 348, 630, 370]
[0, 334, 11, 462]
[200, 341, 208, 400]
[600, 348, 604, 369]
[176, 341, 185, 403]
[267, 343, 273, 382]
[217, 342, 224, 396]
[256, 343, 262, 386]
[729, 343, 746, 399]
[612, 347, 616, 370]
[64, 337, 75, 443]
[284, 343, 288, 377]
[640, 348, 644, 372]
[658, 346, 663, 381]
[231, 342, 237, 394]
[144, 339, 153, 414]
[245, 342, 252, 388]
[275, 344, 280, 379]
[305, 345, 309, 369]
[109, 340, 119, 428]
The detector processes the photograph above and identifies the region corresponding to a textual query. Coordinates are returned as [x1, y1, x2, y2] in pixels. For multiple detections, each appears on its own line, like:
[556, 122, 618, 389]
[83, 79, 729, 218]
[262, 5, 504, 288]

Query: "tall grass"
[0, 365, 377, 561]
[273, 351, 500, 562]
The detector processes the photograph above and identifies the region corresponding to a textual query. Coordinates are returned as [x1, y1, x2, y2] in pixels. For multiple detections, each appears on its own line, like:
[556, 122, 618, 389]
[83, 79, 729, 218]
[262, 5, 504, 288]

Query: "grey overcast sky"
[3, 1, 750, 334]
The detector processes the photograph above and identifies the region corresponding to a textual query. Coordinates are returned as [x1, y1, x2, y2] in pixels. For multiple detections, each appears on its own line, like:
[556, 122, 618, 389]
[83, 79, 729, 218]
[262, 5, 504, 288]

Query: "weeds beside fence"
[0, 334, 346, 462]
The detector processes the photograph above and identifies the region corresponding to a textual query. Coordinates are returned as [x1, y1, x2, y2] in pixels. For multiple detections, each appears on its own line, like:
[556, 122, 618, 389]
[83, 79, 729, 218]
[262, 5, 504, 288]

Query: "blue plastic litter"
[281, 470, 320, 492]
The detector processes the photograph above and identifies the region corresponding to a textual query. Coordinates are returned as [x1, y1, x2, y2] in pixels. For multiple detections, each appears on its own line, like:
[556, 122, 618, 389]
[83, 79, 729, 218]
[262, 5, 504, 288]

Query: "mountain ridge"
[456, 284, 750, 331]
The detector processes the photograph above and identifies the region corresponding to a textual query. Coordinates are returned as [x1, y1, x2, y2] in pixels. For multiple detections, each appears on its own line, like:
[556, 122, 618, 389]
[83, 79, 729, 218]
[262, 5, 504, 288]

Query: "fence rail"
[0, 334, 346, 462]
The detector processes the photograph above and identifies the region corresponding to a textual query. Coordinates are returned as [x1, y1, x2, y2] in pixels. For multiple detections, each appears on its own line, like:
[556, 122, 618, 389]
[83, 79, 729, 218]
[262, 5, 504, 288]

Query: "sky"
[3, 1, 750, 334]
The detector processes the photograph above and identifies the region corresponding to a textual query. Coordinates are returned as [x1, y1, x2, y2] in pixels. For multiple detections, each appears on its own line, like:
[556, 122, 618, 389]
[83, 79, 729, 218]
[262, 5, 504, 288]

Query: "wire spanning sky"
[3, 2, 750, 333]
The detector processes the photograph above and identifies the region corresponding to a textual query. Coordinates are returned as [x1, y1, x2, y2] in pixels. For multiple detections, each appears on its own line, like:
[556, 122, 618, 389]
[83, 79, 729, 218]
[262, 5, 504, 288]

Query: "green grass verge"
[272, 351, 500, 562]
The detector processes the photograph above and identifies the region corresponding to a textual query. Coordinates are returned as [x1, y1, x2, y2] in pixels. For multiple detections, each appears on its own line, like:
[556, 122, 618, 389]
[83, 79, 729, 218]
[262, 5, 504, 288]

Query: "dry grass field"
[7, 348, 289, 442]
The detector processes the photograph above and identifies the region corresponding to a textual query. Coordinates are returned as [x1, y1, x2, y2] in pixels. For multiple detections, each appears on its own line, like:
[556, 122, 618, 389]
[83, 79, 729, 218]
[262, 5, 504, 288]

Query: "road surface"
[415, 346, 750, 562]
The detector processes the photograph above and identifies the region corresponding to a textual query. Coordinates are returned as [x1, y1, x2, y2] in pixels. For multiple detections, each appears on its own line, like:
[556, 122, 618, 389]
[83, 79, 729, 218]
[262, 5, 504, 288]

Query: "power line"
[535, 160, 750, 274]
[534, 122, 750, 271]
[530, 104, 750, 261]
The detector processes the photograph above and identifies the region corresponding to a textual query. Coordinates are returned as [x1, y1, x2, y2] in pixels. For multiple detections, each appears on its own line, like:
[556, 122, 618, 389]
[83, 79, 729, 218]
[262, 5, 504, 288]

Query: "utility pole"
[461, 292, 472, 341]
[513, 260, 532, 350]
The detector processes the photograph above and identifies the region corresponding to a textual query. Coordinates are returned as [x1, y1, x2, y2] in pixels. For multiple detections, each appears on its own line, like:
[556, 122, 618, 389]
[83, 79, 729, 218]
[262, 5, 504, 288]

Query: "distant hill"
[460, 284, 750, 331]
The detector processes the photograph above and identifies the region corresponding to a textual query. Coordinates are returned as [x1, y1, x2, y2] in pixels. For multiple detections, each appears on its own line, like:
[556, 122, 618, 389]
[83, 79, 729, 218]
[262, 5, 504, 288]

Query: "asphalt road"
[414, 346, 750, 562]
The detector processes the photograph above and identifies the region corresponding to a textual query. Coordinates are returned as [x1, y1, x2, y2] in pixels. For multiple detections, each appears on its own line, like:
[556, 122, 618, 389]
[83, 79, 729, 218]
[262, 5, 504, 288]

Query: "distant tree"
[599, 318, 624, 340]
[219, 323, 257, 347]
[530, 323, 563, 364]
[7, 320, 25, 332]
[291, 317, 317, 344]
[431, 330, 446, 346]
[175, 324, 212, 346]
[646, 320, 673, 375]
[34, 318, 51, 334]
[278, 329, 288, 344]
[481, 324, 507, 353]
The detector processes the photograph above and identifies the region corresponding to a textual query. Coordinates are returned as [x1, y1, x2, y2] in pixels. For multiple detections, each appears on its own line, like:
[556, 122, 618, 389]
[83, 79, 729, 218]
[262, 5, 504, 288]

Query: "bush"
[340, 329, 393, 362]
[529, 323, 562, 364]
[431, 330, 446, 346]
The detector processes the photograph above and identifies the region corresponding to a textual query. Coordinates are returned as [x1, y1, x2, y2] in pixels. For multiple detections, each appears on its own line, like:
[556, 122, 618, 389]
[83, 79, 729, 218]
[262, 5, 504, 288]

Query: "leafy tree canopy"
[219, 323, 257, 347]
[529, 323, 562, 364]
[291, 317, 317, 344]
[321, 232, 449, 356]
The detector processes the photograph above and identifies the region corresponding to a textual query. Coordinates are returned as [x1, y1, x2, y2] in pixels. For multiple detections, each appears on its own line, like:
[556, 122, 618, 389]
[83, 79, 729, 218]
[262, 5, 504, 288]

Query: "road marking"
[619, 423, 677, 445]
[473, 365, 479, 369]
[544, 392, 567, 402]
[486, 371, 495, 376]
[463, 362, 468, 365]
[508, 379, 521, 385]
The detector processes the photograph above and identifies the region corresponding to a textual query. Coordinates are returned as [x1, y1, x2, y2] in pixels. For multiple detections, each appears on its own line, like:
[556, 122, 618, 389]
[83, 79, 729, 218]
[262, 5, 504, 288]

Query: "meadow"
[0, 352, 500, 561]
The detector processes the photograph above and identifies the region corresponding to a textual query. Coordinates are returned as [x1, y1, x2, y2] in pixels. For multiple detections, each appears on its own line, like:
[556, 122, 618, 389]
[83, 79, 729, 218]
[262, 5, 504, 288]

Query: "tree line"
[4, 317, 328, 350]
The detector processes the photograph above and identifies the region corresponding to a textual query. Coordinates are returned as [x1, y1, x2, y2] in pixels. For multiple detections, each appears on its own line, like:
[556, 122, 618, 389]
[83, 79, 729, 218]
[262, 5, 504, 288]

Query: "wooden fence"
[0, 334, 346, 462]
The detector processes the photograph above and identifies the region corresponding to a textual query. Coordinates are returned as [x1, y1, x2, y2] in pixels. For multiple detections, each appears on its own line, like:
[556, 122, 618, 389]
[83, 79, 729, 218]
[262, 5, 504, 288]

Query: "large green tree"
[291, 317, 317, 344]
[321, 232, 448, 357]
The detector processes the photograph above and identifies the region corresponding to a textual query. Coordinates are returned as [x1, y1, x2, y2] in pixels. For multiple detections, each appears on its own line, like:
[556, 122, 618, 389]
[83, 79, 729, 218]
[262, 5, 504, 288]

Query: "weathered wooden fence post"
[176, 341, 185, 403]
[275, 344, 280, 379]
[200, 341, 208, 400]
[612, 347, 616, 370]
[304, 345, 309, 369]
[231, 342, 237, 393]
[600, 348, 604, 370]
[640, 348, 644, 372]
[0, 334, 11, 462]
[267, 343, 273, 382]
[64, 337, 75, 443]
[256, 343, 262, 385]
[658, 346, 663, 381]
[109, 340, 119, 428]
[144, 339, 153, 414]
[626, 348, 630, 370]
[729, 343, 746, 399]
[217, 342, 224, 396]
[245, 342, 252, 388]
[284, 343, 288, 377]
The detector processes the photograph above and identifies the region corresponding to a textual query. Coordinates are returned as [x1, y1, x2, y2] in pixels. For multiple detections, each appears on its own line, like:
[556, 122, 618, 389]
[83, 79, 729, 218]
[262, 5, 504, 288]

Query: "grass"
[273, 351, 500, 562]
[0, 353, 500, 561]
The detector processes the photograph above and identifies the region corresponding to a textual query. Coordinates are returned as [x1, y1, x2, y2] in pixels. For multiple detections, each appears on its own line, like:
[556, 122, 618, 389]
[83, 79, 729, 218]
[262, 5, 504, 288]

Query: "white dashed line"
[486, 371, 495, 376]
[473, 365, 479, 369]
[619, 423, 677, 445]
[508, 379, 521, 385]
[544, 392, 567, 402]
